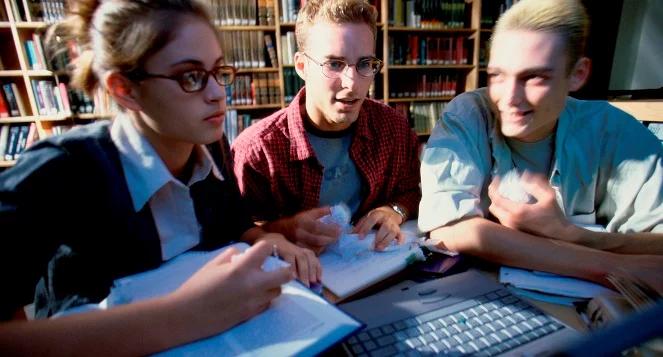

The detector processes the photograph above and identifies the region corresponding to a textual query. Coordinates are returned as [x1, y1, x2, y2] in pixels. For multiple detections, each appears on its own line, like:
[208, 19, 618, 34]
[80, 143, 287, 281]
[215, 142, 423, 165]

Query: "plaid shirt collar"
[285, 87, 374, 161]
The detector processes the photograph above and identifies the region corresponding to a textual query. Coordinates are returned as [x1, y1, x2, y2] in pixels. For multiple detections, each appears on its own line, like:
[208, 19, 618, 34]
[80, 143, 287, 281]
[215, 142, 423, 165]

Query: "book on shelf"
[3, 124, 29, 161]
[14, 124, 30, 160]
[256, 0, 268, 25]
[100, 242, 362, 356]
[0, 90, 9, 118]
[281, 0, 301, 23]
[24, 40, 39, 70]
[283, 67, 304, 104]
[392, 101, 448, 135]
[3, 125, 19, 160]
[2, 83, 21, 117]
[8, 0, 26, 22]
[25, 122, 38, 149]
[32, 33, 47, 69]
[263, 33, 278, 67]
[0, 125, 10, 159]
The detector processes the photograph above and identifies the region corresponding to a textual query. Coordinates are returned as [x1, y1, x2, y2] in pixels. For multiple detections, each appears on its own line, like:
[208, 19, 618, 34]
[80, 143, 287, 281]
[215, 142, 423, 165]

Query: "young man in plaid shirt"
[232, 0, 420, 268]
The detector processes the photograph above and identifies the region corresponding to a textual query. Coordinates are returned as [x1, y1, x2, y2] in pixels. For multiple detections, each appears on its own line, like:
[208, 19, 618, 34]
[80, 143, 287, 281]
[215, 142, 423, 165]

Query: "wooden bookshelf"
[5, 0, 605, 167]
[609, 100, 663, 123]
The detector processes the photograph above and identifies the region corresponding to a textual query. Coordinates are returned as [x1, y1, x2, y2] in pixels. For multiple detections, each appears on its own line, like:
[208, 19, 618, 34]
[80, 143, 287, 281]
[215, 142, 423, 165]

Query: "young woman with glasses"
[0, 0, 313, 354]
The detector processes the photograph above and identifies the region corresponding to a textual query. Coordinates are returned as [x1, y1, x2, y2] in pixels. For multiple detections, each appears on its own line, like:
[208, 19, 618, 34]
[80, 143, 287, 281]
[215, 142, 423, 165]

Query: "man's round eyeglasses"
[127, 65, 237, 93]
[302, 53, 383, 79]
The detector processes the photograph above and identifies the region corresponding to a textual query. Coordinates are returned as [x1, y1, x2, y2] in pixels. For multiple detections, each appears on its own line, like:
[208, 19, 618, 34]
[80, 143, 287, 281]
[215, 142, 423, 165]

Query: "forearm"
[260, 217, 293, 240]
[429, 217, 619, 285]
[389, 191, 420, 222]
[567, 226, 663, 255]
[0, 295, 224, 356]
[240, 226, 271, 244]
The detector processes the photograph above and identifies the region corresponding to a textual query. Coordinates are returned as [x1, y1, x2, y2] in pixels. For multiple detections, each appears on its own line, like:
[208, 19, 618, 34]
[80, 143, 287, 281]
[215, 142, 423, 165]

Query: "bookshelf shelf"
[34, 114, 70, 121]
[387, 26, 475, 34]
[74, 113, 113, 120]
[14, 22, 47, 29]
[24, 69, 53, 76]
[0, 116, 38, 123]
[237, 67, 279, 73]
[229, 103, 281, 110]
[218, 25, 276, 31]
[0, 70, 23, 76]
[389, 65, 474, 70]
[388, 96, 455, 103]
[0, 21, 10, 28]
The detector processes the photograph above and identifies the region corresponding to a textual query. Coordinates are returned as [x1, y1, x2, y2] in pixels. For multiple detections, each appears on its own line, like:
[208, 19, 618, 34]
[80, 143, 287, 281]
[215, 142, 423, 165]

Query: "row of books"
[210, 0, 276, 26]
[24, 34, 48, 70]
[389, 73, 459, 99]
[280, 31, 297, 66]
[283, 67, 304, 104]
[1, 0, 25, 21]
[481, 0, 518, 28]
[0, 78, 112, 118]
[219, 31, 278, 69]
[391, 101, 447, 135]
[28, 0, 65, 23]
[389, 35, 469, 65]
[226, 73, 281, 106]
[280, 0, 302, 24]
[280, 0, 381, 24]
[0, 123, 38, 161]
[224, 110, 260, 143]
[389, 0, 469, 29]
[0, 0, 63, 22]
[32, 80, 112, 116]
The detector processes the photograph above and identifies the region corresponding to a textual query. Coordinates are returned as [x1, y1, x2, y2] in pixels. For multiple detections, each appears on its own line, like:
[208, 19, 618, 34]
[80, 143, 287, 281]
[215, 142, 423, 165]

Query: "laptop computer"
[339, 270, 581, 356]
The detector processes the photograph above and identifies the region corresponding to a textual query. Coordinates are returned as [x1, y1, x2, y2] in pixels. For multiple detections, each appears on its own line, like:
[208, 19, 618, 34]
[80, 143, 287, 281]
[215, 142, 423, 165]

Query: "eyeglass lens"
[179, 66, 236, 92]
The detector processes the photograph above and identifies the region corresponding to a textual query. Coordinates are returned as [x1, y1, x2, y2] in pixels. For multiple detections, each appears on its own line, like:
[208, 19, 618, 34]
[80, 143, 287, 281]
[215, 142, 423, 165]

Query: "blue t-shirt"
[305, 119, 362, 215]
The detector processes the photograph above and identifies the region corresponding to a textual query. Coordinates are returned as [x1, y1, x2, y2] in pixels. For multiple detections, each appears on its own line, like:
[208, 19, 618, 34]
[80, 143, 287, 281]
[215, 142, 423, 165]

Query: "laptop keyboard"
[345, 288, 565, 356]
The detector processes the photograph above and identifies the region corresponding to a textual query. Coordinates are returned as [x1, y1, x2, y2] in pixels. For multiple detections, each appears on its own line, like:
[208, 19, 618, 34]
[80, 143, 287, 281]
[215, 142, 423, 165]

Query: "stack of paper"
[500, 266, 616, 306]
[320, 220, 425, 300]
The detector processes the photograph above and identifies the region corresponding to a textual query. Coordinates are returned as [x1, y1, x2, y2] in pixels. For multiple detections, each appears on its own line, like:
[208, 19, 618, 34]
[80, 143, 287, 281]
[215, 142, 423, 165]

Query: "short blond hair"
[492, 0, 589, 72]
[295, 0, 378, 52]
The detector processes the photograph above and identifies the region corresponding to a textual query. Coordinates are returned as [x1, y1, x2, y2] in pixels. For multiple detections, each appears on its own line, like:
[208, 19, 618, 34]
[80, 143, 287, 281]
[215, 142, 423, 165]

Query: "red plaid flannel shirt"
[231, 87, 421, 222]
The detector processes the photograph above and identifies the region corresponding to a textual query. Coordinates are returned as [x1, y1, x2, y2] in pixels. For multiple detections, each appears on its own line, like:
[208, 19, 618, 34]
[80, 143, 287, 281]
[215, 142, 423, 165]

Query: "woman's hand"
[170, 241, 294, 335]
[256, 233, 322, 287]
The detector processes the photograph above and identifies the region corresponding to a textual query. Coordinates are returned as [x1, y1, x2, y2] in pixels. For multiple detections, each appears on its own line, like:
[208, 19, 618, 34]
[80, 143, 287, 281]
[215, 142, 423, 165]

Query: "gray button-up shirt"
[419, 88, 663, 234]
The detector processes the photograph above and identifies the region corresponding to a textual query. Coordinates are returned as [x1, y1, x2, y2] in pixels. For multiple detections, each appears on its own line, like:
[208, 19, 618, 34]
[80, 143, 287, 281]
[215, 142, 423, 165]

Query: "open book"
[319, 220, 425, 300]
[108, 242, 362, 356]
